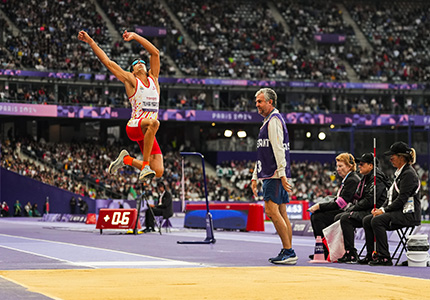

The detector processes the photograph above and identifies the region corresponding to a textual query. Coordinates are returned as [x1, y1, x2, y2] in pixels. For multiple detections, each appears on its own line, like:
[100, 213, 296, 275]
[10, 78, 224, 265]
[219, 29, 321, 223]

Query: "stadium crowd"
[0, 138, 228, 202]
[344, 1, 430, 82]
[1, 0, 429, 83]
[2, 138, 429, 215]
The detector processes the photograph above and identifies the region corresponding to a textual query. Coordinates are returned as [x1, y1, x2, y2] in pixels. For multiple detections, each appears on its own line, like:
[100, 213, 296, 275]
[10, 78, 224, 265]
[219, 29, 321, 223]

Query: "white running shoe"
[108, 150, 129, 174]
[139, 165, 156, 181]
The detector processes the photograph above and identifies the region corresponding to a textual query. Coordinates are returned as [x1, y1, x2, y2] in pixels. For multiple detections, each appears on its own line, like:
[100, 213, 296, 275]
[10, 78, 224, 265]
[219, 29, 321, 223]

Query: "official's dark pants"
[311, 209, 343, 238]
[311, 209, 343, 256]
[362, 212, 411, 259]
[335, 212, 363, 252]
[145, 207, 163, 229]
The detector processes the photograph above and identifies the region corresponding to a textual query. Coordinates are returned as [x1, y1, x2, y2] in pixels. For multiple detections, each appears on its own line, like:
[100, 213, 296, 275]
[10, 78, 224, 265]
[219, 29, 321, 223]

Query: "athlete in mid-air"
[78, 30, 164, 181]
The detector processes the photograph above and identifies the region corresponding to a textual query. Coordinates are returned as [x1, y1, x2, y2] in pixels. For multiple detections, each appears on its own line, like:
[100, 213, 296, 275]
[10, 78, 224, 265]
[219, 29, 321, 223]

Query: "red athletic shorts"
[126, 118, 162, 155]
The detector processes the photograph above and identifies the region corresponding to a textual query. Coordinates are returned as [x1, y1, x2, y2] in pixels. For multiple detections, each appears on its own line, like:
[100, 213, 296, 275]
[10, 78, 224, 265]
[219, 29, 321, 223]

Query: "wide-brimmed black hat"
[384, 141, 412, 156]
[356, 153, 375, 164]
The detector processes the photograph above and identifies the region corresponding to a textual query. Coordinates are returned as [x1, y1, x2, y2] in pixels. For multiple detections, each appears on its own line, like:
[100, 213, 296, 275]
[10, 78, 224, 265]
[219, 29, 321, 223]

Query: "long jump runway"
[0, 218, 429, 300]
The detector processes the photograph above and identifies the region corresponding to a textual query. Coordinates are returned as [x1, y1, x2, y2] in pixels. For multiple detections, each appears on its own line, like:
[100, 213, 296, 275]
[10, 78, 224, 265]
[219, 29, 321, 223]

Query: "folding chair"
[390, 226, 415, 266]
[357, 226, 415, 265]
[161, 218, 173, 233]
[156, 216, 172, 233]
[358, 242, 367, 258]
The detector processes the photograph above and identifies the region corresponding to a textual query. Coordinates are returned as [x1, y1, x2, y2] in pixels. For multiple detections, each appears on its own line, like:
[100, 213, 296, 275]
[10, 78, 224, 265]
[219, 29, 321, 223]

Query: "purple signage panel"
[0, 102, 57, 117]
[135, 26, 167, 37]
[0, 102, 426, 126]
[56, 105, 130, 119]
[314, 34, 346, 44]
[285, 112, 411, 126]
[159, 109, 262, 123]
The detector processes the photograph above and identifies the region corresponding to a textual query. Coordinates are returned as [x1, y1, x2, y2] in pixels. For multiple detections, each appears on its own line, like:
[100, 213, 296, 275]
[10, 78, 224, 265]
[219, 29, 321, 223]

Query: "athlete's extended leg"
[127, 154, 164, 178]
[108, 149, 130, 174]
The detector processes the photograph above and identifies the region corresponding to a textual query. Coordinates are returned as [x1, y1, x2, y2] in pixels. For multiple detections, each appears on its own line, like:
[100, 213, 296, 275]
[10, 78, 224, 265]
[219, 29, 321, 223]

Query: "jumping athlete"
[78, 30, 164, 181]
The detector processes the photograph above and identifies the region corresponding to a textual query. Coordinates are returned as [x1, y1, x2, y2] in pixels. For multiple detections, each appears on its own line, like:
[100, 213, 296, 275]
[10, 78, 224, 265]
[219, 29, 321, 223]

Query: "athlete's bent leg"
[150, 154, 164, 178]
[139, 119, 159, 163]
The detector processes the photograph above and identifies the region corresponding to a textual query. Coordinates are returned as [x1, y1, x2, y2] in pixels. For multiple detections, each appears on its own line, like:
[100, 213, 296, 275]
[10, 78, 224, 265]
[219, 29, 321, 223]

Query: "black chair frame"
[358, 226, 415, 265]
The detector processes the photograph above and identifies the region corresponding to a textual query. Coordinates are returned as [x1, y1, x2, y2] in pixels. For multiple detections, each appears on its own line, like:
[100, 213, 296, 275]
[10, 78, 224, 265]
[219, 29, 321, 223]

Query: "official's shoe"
[337, 250, 358, 264]
[108, 150, 129, 174]
[369, 256, 393, 266]
[143, 227, 155, 233]
[357, 254, 373, 265]
[270, 249, 298, 265]
[139, 165, 156, 181]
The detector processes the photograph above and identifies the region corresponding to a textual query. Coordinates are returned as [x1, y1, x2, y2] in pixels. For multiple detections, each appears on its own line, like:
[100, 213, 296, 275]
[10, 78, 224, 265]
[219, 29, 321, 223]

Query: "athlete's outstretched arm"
[122, 30, 160, 79]
[78, 31, 133, 84]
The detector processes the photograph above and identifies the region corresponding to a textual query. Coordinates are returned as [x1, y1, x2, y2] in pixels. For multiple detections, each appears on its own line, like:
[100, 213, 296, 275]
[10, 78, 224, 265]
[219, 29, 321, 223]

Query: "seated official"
[363, 142, 421, 266]
[308, 153, 360, 259]
[144, 182, 173, 233]
[335, 153, 390, 263]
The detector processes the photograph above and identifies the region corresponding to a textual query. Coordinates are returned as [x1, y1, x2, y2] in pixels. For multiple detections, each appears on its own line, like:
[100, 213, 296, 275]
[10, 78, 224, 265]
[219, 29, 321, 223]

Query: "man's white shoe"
[139, 165, 156, 181]
[108, 150, 129, 174]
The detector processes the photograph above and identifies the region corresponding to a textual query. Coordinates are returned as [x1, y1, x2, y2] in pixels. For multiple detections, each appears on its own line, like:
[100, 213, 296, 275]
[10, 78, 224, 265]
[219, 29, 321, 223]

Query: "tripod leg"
[134, 196, 142, 235]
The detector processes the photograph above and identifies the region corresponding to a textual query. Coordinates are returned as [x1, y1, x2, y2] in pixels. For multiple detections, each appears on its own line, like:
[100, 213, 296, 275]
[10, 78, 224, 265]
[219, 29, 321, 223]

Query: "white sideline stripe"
[171, 231, 317, 247]
[0, 234, 204, 268]
[0, 244, 78, 266]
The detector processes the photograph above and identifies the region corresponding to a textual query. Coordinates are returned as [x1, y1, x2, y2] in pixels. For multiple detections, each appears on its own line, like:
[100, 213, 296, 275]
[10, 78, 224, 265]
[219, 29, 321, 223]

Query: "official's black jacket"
[320, 171, 361, 212]
[157, 191, 173, 219]
[347, 167, 391, 221]
[382, 164, 421, 226]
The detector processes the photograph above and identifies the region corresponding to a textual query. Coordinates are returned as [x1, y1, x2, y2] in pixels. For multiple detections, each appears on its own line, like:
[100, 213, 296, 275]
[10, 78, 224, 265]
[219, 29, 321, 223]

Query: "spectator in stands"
[251, 88, 297, 265]
[44, 198, 50, 215]
[308, 153, 360, 260]
[24, 201, 33, 217]
[32, 203, 41, 217]
[78, 29, 163, 181]
[143, 181, 173, 233]
[78, 197, 89, 215]
[1, 201, 9, 217]
[70, 196, 77, 214]
[335, 153, 390, 264]
[363, 142, 421, 266]
[421, 195, 429, 221]
[14, 200, 22, 217]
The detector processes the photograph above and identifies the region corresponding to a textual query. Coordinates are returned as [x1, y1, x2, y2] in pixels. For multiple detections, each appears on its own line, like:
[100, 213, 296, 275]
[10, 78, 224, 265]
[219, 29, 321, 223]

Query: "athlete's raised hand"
[78, 31, 92, 44]
[122, 30, 136, 42]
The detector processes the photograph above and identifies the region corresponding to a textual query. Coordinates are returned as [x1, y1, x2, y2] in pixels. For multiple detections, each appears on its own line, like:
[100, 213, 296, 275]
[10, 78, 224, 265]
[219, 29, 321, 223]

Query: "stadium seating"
[1, 0, 428, 83]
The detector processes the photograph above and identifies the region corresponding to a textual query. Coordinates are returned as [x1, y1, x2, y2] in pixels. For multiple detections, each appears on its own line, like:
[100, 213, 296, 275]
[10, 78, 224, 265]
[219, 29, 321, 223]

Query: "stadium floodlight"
[318, 131, 326, 141]
[237, 130, 247, 138]
[224, 129, 233, 137]
[306, 131, 312, 138]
